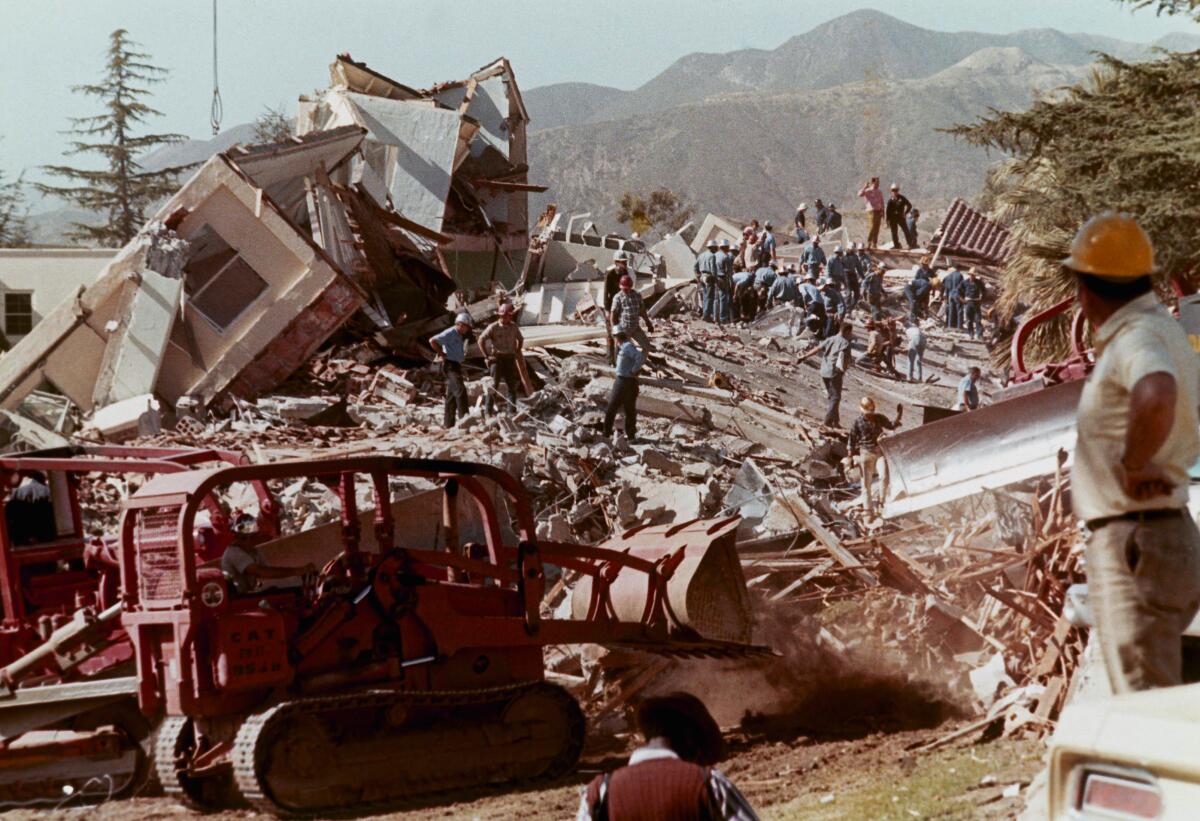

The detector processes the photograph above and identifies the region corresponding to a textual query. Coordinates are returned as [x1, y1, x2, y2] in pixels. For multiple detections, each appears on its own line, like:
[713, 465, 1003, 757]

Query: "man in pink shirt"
[858, 176, 885, 248]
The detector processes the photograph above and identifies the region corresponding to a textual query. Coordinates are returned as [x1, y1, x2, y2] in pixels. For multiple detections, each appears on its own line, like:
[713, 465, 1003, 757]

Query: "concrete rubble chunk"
[635, 446, 684, 476]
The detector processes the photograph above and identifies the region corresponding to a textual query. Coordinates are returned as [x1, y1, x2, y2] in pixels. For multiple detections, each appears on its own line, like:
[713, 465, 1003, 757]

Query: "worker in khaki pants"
[1068, 213, 1200, 693]
[846, 397, 902, 519]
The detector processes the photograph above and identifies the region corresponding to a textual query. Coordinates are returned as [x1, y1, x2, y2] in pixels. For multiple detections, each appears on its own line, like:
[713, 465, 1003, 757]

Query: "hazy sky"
[2, 0, 1196, 200]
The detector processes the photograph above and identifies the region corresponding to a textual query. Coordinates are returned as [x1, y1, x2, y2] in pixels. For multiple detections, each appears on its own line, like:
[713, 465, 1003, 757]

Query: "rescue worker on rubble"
[960, 267, 986, 340]
[827, 245, 849, 294]
[885, 183, 912, 250]
[820, 278, 844, 339]
[579, 692, 759, 821]
[904, 262, 932, 324]
[793, 203, 809, 245]
[715, 239, 735, 324]
[753, 259, 778, 292]
[429, 313, 474, 428]
[602, 330, 646, 443]
[478, 303, 524, 414]
[844, 242, 864, 311]
[801, 235, 826, 271]
[731, 266, 755, 322]
[611, 275, 655, 351]
[953, 366, 982, 411]
[768, 265, 800, 308]
[605, 251, 631, 316]
[860, 263, 884, 321]
[799, 270, 826, 338]
[800, 321, 854, 428]
[696, 238, 720, 323]
[846, 397, 903, 519]
[1067, 213, 1200, 693]
[757, 221, 778, 267]
[940, 264, 965, 330]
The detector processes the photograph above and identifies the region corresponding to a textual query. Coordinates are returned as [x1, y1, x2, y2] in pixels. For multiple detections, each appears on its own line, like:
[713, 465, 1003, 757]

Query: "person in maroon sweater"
[578, 692, 759, 821]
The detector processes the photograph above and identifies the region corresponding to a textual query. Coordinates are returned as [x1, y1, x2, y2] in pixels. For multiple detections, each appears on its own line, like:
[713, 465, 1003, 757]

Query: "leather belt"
[1085, 508, 1185, 531]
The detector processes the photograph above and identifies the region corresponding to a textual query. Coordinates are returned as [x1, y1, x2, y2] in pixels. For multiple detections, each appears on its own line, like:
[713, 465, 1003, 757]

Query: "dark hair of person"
[1074, 271, 1153, 301]
[635, 693, 723, 765]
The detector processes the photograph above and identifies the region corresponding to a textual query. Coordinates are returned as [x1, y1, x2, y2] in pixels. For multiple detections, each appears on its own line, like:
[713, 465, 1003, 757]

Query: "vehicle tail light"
[1080, 771, 1162, 819]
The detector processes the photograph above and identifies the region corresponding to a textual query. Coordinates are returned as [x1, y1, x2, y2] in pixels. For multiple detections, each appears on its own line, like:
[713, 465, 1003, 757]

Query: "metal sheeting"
[880, 379, 1082, 517]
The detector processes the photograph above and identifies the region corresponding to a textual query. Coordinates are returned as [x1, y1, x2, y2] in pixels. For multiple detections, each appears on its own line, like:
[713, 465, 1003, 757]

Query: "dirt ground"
[6, 720, 1044, 821]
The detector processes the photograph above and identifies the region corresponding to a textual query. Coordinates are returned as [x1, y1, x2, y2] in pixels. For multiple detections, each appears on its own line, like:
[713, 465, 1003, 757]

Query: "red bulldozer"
[0, 445, 274, 804]
[118, 456, 759, 815]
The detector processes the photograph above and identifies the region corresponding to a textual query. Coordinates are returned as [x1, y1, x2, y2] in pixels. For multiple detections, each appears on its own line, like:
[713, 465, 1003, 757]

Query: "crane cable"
[209, 0, 223, 135]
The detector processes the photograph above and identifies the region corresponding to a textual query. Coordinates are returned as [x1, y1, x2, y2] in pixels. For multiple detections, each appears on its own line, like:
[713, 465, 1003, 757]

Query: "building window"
[4, 293, 33, 336]
[183, 228, 270, 333]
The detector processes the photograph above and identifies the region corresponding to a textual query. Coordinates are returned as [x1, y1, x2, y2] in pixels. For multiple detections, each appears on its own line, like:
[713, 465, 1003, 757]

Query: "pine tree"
[0, 169, 30, 248]
[35, 29, 188, 247]
[947, 50, 1200, 368]
[253, 105, 295, 144]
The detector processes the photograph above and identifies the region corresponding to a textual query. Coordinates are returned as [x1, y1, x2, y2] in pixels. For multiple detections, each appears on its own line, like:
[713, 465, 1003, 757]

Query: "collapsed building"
[298, 55, 540, 291]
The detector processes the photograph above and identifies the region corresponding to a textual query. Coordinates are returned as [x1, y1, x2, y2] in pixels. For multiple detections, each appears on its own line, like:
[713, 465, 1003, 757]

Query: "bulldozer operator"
[221, 524, 316, 595]
[1067, 212, 1200, 693]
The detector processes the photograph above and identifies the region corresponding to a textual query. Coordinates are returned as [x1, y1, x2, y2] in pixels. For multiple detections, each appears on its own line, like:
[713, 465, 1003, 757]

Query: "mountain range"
[523, 9, 1200, 230]
[24, 9, 1200, 245]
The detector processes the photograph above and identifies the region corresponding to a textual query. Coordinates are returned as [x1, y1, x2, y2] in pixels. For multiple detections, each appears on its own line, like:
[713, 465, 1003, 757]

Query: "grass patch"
[764, 738, 1043, 820]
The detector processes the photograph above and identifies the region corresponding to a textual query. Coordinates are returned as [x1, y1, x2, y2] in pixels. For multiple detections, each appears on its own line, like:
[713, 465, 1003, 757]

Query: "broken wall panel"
[0, 132, 372, 421]
[339, 94, 466, 234]
[300, 55, 534, 291]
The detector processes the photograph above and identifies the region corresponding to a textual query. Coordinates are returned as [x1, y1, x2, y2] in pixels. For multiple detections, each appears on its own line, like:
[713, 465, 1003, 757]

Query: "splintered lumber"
[876, 544, 934, 595]
[783, 494, 877, 587]
[984, 586, 1056, 631]
[769, 558, 835, 601]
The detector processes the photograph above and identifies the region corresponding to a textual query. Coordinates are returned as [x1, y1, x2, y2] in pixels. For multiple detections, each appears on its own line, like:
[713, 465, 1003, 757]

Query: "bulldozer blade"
[880, 379, 1081, 518]
[571, 517, 754, 644]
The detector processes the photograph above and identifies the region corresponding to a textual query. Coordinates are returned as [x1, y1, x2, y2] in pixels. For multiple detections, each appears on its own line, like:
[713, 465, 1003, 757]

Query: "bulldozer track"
[156, 715, 239, 811]
[232, 681, 585, 817]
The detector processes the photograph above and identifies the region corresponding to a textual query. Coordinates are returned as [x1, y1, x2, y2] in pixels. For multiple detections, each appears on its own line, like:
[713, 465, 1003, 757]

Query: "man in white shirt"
[1067, 212, 1200, 692]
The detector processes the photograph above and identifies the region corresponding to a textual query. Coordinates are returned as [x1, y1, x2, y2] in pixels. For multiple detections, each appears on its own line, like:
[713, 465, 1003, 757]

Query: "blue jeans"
[964, 303, 982, 338]
[702, 280, 718, 321]
[945, 293, 961, 328]
[907, 347, 924, 382]
[715, 278, 731, 324]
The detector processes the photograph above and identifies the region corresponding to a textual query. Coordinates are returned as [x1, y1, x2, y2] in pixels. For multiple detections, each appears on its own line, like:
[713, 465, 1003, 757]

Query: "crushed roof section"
[933, 198, 1013, 266]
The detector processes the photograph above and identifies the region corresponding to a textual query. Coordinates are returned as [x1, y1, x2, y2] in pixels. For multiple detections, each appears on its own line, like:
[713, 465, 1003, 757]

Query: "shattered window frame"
[188, 253, 270, 334]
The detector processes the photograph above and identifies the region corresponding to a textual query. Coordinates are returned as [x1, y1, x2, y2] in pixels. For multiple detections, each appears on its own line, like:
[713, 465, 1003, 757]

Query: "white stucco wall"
[0, 249, 117, 341]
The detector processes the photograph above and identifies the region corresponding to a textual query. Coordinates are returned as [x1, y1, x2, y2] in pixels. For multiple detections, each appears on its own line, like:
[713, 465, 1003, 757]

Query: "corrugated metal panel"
[934, 198, 1013, 265]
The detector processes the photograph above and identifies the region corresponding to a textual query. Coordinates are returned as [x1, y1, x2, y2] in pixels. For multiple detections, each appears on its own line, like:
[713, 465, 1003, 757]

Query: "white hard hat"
[797, 202, 807, 210]
[613, 250, 628, 262]
[835, 244, 843, 253]
[719, 238, 730, 249]
[455, 312, 472, 326]
[706, 238, 719, 248]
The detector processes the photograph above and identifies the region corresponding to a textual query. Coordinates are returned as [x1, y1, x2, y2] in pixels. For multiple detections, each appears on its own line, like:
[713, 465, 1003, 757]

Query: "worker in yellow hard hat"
[846, 396, 903, 520]
[1067, 212, 1200, 693]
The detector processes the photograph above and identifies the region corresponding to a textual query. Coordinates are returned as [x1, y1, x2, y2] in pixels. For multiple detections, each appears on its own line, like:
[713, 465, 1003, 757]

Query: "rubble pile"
[107, 278, 1083, 746]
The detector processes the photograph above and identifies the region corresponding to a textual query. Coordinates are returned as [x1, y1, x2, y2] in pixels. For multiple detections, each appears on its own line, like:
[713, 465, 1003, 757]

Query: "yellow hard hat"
[859, 397, 875, 412]
[1061, 212, 1155, 278]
